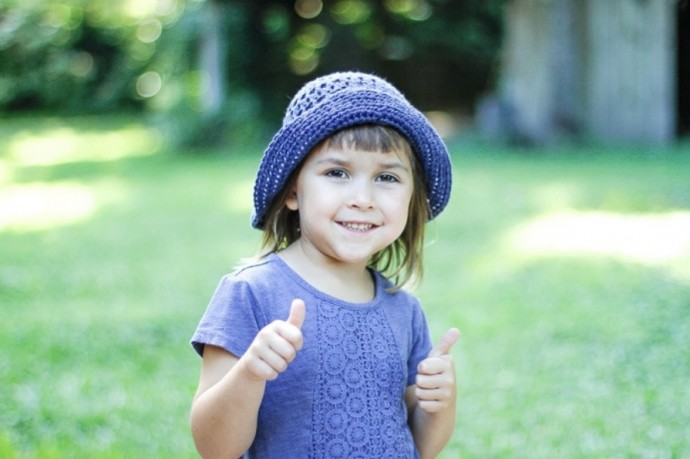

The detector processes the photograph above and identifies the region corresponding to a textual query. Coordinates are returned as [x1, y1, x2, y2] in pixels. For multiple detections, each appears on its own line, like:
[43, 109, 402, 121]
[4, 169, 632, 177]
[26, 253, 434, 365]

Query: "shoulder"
[222, 254, 285, 289]
[372, 271, 426, 324]
[373, 270, 422, 308]
[207, 256, 289, 313]
[215, 254, 319, 323]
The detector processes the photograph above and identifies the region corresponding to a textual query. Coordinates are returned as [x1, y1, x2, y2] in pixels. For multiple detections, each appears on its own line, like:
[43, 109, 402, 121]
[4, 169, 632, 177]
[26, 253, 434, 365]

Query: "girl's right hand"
[240, 298, 305, 381]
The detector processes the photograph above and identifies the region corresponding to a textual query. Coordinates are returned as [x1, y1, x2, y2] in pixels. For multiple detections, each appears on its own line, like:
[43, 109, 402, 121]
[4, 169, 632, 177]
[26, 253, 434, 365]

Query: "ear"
[285, 189, 298, 211]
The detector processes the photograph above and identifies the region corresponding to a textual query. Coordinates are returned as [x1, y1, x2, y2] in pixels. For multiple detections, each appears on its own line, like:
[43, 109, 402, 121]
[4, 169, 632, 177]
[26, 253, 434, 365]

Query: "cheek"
[291, 182, 334, 214]
[384, 191, 413, 221]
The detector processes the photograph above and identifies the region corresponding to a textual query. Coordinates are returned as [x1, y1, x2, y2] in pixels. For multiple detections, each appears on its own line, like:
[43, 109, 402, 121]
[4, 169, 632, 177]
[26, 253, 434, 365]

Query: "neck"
[278, 242, 375, 303]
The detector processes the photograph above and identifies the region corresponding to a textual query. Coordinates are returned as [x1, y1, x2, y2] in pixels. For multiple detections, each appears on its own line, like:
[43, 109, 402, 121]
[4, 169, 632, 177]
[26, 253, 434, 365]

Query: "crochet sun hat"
[251, 71, 452, 229]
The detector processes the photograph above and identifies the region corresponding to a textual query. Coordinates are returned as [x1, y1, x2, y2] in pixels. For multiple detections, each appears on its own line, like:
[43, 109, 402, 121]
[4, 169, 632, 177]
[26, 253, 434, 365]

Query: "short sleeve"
[191, 275, 266, 358]
[407, 303, 432, 386]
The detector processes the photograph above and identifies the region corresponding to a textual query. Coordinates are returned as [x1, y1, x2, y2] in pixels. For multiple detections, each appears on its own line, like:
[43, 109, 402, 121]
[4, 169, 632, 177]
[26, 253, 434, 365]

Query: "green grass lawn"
[1, 114, 689, 458]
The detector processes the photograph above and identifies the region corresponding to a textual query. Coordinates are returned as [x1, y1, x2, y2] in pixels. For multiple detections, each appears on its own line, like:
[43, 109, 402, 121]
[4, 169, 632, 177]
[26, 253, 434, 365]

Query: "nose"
[347, 179, 375, 210]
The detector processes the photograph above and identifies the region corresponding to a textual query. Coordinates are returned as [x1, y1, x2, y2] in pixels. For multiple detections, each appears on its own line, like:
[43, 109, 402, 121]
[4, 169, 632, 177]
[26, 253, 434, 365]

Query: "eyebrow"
[315, 156, 410, 172]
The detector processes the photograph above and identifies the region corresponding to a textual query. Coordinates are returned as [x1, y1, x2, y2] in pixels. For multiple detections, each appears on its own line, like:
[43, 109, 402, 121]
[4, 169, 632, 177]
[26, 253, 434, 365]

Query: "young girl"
[190, 71, 458, 459]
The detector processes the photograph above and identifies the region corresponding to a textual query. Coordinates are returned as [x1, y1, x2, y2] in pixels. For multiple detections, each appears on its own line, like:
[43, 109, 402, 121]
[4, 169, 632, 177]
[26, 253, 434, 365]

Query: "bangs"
[324, 124, 411, 154]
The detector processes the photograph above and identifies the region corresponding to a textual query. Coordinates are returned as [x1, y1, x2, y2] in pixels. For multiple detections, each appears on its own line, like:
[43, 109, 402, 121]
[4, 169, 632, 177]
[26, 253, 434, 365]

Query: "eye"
[325, 168, 348, 179]
[377, 173, 400, 183]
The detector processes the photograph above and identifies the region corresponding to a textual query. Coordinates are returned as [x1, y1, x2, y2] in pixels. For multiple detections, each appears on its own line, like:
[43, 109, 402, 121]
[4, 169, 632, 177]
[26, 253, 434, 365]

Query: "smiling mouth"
[338, 222, 376, 232]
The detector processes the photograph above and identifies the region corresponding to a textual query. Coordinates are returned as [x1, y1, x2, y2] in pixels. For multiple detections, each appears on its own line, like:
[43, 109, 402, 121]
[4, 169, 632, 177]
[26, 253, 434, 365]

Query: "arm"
[407, 328, 459, 459]
[190, 299, 305, 459]
[190, 346, 264, 459]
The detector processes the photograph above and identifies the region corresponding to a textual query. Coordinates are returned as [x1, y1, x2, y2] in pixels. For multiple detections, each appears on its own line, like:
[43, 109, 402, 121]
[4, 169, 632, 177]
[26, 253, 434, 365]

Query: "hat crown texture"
[284, 72, 407, 125]
[251, 71, 452, 229]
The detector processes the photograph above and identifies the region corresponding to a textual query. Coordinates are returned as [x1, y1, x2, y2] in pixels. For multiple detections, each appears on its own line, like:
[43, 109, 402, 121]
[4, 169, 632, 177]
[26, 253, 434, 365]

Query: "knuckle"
[275, 360, 288, 373]
[420, 401, 440, 413]
[284, 350, 297, 364]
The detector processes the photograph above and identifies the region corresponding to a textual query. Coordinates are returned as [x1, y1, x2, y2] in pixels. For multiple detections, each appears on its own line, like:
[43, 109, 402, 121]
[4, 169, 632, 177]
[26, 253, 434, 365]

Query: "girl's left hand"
[415, 328, 460, 413]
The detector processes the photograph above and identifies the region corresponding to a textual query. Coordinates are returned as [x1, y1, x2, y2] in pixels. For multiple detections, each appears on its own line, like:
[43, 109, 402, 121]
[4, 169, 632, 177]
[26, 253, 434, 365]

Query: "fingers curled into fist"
[243, 299, 306, 381]
[415, 328, 459, 413]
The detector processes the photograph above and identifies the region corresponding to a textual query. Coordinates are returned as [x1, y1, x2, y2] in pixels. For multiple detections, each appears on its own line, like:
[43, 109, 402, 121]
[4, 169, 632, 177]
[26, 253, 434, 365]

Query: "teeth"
[342, 222, 373, 231]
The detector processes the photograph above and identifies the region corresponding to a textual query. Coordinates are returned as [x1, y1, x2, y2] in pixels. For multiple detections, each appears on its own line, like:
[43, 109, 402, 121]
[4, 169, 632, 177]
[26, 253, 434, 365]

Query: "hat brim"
[252, 90, 452, 229]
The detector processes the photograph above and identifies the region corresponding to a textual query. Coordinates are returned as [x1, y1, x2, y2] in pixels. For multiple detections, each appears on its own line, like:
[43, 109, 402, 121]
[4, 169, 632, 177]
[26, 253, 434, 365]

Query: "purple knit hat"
[251, 71, 452, 229]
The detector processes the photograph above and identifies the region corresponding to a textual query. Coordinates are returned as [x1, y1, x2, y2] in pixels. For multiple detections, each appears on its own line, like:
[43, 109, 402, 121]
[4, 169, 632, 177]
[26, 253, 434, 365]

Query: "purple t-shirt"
[191, 253, 432, 458]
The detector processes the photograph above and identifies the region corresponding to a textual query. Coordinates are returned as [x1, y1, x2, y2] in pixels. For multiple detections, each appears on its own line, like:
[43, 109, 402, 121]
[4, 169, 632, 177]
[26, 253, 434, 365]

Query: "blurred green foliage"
[0, 0, 185, 111]
[0, 0, 504, 145]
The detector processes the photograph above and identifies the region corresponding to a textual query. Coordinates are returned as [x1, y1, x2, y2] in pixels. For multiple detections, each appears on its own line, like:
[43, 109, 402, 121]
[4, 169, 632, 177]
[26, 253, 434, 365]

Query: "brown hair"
[259, 124, 429, 290]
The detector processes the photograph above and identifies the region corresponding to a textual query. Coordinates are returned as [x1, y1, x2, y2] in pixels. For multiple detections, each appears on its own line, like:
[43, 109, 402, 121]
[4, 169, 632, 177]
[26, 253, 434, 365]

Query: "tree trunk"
[585, 0, 676, 144]
[199, 0, 228, 118]
[499, 0, 676, 145]
[501, 0, 554, 143]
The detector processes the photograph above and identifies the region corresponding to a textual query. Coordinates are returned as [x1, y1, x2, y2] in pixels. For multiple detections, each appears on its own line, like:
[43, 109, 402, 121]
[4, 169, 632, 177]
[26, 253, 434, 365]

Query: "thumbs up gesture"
[242, 299, 305, 382]
[415, 328, 460, 413]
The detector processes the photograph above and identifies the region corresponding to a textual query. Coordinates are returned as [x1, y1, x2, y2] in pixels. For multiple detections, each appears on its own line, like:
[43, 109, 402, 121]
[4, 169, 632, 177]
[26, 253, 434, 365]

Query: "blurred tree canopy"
[0, 0, 503, 146]
[0, 0, 184, 111]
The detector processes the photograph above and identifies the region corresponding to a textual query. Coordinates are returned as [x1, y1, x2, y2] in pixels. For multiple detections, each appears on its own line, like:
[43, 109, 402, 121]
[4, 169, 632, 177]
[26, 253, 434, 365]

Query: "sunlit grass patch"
[506, 210, 690, 281]
[0, 177, 132, 233]
[2, 116, 161, 168]
[0, 182, 97, 232]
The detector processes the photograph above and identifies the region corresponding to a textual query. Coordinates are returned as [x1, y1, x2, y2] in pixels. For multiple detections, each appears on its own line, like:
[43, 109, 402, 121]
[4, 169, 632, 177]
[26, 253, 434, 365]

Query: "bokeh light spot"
[295, 0, 323, 19]
[137, 18, 163, 43]
[69, 52, 94, 77]
[136, 71, 162, 98]
[331, 0, 372, 24]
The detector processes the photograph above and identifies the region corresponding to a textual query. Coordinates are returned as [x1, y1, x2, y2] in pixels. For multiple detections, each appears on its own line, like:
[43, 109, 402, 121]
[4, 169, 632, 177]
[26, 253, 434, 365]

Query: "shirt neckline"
[266, 252, 389, 310]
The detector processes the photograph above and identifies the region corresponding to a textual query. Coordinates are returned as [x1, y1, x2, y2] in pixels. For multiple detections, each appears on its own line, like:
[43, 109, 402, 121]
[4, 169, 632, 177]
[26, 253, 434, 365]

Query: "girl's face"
[285, 142, 414, 268]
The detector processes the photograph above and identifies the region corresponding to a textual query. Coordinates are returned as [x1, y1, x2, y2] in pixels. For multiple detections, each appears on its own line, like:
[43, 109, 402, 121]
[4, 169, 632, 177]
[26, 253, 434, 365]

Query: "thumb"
[428, 328, 460, 358]
[287, 298, 306, 329]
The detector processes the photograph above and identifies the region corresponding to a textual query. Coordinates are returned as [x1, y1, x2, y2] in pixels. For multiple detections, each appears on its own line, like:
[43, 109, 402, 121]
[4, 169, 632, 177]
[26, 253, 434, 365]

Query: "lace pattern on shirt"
[311, 302, 415, 458]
